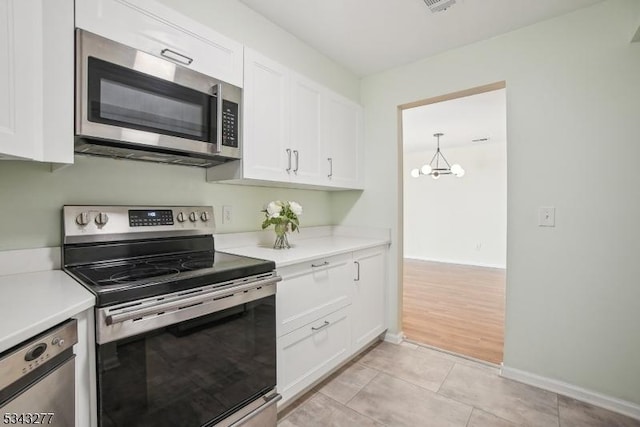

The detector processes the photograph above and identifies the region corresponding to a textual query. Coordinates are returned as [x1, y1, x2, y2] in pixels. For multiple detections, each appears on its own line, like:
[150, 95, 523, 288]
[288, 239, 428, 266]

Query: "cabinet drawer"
[76, 0, 243, 86]
[277, 254, 352, 336]
[277, 307, 350, 404]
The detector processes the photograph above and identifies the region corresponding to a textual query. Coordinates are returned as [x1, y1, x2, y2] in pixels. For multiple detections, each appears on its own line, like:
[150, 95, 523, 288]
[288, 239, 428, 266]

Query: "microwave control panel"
[221, 100, 239, 148]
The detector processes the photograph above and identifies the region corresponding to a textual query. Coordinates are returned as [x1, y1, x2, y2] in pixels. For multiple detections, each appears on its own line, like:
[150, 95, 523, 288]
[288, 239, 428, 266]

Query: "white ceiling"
[402, 88, 506, 154]
[239, 0, 604, 76]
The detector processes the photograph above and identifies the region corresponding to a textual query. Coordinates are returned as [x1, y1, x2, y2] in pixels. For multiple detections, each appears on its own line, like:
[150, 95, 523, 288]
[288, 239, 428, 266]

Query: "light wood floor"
[402, 259, 506, 364]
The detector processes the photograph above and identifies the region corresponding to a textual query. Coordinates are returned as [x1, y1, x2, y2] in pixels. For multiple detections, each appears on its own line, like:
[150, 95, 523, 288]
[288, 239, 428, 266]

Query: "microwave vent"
[74, 138, 226, 168]
[423, 0, 456, 13]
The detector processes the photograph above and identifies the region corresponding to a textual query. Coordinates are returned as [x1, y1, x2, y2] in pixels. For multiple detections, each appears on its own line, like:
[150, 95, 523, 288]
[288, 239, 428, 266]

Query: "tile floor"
[277, 341, 640, 427]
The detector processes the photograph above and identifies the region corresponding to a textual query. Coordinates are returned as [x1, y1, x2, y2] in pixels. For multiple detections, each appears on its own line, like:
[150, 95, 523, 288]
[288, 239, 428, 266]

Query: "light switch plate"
[222, 205, 233, 224]
[538, 207, 555, 227]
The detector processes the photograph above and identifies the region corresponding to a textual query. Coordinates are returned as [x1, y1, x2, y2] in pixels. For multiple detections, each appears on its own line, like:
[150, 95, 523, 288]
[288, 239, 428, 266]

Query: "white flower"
[266, 201, 282, 218]
[289, 201, 303, 216]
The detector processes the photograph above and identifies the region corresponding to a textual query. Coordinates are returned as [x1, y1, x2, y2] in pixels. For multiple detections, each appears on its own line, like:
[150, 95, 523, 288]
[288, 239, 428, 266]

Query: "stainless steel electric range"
[62, 205, 281, 427]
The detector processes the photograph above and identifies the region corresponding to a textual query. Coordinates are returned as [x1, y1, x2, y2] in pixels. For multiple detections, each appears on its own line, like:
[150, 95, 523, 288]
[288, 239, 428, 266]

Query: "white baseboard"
[501, 365, 640, 421]
[403, 255, 506, 270]
[384, 331, 404, 344]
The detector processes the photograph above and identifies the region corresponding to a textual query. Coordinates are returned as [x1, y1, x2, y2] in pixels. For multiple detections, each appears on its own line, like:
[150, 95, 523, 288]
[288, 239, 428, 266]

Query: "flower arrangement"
[261, 201, 303, 249]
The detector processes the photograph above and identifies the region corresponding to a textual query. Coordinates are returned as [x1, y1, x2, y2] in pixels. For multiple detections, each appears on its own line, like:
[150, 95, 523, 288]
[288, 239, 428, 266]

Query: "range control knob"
[95, 212, 109, 226]
[200, 211, 211, 222]
[176, 212, 186, 223]
[189, 212, 198, 222]
[75, 212, 90, 226]
[51, 337, 65, 347]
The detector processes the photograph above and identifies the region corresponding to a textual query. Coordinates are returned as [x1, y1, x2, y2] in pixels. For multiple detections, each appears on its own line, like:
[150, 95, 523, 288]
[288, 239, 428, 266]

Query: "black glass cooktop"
[66, 250, 275, 307]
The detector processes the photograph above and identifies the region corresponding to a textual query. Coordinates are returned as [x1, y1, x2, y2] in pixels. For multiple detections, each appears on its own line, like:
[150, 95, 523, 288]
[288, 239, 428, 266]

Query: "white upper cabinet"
[289, 72, 324, 185]
[240, 53, 328, 186]
[242, 48, 290, 182]
[208, 49, 363, 190]
[322, 92, 364, 189]
[0, 0, 73, 163]
[76, 0, 244, 87]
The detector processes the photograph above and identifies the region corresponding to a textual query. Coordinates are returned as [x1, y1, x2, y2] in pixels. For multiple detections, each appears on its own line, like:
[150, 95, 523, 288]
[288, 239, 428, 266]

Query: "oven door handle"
[105, 276, 280, 325]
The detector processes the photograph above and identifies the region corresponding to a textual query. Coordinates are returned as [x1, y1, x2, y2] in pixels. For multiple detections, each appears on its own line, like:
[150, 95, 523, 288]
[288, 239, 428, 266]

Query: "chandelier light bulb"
[432, 170, 440, 180]
[450, 164, 462, 175]
[420, 164, 432, 175]
[456, 168, 465, 177]
[410, 168, 420, 178]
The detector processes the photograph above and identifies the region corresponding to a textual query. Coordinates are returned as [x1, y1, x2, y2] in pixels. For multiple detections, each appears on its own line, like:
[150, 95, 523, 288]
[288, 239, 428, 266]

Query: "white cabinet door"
[242, 48, 291, 183]
[0, 0, 73, 163]
[208, 49, 364, 190]
[76, 0, 243, 86]
[0, 0, 38, 160]
[352, 246, 387, 352]
[322, 92, 364, 189]
[277, 307, 351, 404]
[289, 72, 324, 185]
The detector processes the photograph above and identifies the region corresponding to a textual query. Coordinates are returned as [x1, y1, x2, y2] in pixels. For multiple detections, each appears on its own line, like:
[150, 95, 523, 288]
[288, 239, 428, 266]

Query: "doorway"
[399, 83, 507, 364]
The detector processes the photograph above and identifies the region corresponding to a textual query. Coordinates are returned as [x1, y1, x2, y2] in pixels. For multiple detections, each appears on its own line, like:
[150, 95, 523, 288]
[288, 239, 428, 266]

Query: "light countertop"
[0, 226, 388, 353]
[221, 235, 390, 268]
[0, 270, 95, 353]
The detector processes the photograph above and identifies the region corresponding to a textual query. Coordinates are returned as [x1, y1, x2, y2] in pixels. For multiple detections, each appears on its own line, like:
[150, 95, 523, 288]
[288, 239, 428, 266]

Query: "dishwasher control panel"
[0, 319, 77, 389]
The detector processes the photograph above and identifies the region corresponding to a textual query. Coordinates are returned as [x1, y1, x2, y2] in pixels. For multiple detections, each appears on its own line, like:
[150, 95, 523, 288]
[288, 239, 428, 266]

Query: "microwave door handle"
[211, 83, 223, 153]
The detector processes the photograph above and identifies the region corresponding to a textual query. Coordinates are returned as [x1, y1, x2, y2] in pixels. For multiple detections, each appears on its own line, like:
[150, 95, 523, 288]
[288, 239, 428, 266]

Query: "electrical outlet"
[222, 205, 232, 224]
[538, 207, 555, 227]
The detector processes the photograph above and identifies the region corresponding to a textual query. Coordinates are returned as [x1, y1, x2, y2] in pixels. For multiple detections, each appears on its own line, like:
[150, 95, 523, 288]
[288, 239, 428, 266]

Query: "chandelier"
[410, 133, 465, 179]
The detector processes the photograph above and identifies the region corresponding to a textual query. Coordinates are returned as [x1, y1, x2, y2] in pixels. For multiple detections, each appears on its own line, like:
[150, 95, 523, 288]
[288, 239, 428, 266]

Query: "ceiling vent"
[423, 0, 456, 13]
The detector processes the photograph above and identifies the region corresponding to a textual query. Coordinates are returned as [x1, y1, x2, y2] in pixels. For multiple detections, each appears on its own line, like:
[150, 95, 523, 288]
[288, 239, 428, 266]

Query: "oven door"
[96, 281, 277, 427]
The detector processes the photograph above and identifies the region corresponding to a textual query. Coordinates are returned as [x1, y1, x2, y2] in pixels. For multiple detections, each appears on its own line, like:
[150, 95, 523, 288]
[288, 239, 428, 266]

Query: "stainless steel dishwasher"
[0, 320, 77, 426]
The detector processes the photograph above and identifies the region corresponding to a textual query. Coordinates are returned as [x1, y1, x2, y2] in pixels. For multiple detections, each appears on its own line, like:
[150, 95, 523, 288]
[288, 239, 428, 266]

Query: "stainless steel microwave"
[75, 29, 241, 167]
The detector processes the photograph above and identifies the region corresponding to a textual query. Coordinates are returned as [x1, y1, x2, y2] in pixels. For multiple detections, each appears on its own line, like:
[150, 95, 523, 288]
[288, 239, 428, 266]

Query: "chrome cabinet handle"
[293, 150, 299, 173]
[328, 157, 333, 178]
[311, 321, 330, 331]
[311, 261, 329, 268]
[354, 260, 360, 281]
[161, 48, 193, 65]
[286, 148, 292, 172]
[211, 83, 223, 154]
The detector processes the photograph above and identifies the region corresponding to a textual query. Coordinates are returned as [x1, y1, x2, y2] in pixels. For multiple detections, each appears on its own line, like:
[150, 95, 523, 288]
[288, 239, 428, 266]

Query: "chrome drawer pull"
[311, 321, 330, 331]
[354, 260, 360, 281]
[160, 48, 193, 65]
[286, 149, 292, 172]
[311, 261, 329, 268]
[328, 157, 333, 178]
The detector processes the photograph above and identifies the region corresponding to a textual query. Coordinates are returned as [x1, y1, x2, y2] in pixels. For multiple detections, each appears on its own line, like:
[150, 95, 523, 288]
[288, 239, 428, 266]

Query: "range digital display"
[129, 209, 174, 227]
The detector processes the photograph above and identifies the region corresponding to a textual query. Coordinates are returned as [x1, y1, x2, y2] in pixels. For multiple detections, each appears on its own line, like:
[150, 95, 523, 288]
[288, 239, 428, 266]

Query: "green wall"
[0, 156, 333, 250]
[349, 0, 640, 405]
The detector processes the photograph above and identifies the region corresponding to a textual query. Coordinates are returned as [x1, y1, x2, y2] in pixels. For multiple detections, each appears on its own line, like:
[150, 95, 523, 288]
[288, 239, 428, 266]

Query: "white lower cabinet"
[277, 307, 351, 403]
[277, 253, 352, 336]
[276, 245, 388, 406]
[352, 247, 387, 352]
